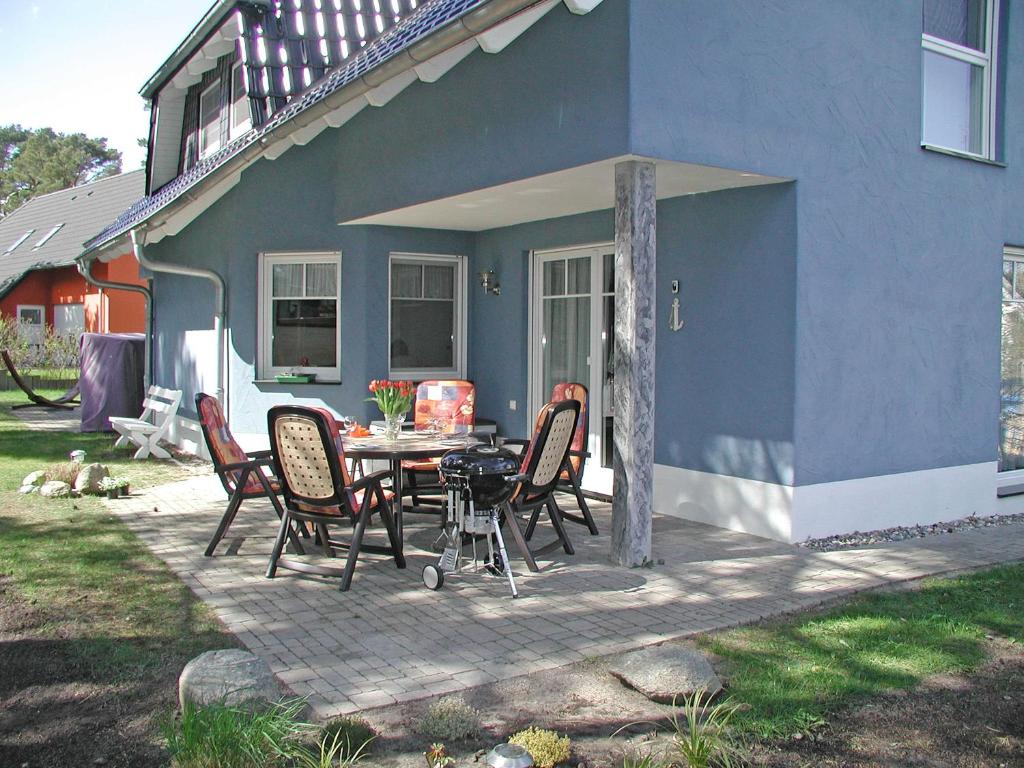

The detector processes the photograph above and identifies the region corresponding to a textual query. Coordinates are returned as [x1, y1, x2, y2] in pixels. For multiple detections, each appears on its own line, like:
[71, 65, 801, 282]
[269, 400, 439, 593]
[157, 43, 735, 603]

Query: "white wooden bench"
[109, 386, 183, 459]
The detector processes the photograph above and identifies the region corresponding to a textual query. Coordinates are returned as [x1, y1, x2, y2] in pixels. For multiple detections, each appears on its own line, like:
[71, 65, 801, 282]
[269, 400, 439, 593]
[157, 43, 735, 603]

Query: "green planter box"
[274, 373, 317, 384]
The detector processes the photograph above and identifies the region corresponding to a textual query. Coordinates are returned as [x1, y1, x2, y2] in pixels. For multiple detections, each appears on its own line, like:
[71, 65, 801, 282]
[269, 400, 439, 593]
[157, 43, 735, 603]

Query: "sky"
[0, 0, 215, 170]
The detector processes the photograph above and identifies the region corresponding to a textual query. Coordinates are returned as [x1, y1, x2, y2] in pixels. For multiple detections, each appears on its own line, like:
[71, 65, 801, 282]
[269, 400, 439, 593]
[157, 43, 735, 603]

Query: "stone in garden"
[74, 463, 109, 494]
[18, 485, 38, 494]
[22, 470, 47, 487]
[39, 481, 71, 498]
[178, 649, 280, 709]
[608, 644, 722, 703]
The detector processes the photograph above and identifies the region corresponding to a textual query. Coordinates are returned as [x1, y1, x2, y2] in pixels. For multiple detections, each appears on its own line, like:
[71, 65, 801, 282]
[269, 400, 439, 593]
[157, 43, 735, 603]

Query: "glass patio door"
[531, 245, 615, 494]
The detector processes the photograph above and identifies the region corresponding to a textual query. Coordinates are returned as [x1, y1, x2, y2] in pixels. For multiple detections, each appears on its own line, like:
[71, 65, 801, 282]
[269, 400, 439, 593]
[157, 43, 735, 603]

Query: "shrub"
[621, 748, 667, 768]
[292, 727, 372, 768]
[318, 716, 376, 760]
[44, 461, 80, 486]
[162, 698, 312, 768]
[508, 727, 571, 768]
[413, 695, 482, 741]
[668, 689, 746, 768]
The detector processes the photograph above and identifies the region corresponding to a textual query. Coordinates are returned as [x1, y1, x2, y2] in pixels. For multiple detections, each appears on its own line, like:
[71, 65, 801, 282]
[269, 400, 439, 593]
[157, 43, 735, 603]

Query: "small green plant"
[508, 727, 571, 768]
[668, 690, 746, 768]
[318, 716, 376, 761]
[293, 727, 372, 768]
[413, 695, 482, 741]
[162, 698, 312, 768]
[424, 742, 455, 768]
[621, 747, 667, 768]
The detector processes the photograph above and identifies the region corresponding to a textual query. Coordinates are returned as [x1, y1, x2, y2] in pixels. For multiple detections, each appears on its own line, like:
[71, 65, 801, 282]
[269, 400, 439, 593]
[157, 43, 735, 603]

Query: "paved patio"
[106, 473, 1024, 718]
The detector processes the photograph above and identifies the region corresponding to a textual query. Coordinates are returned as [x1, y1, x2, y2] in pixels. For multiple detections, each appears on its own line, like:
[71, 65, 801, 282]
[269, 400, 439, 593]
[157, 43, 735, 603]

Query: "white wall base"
[654, 461, 1000, 544]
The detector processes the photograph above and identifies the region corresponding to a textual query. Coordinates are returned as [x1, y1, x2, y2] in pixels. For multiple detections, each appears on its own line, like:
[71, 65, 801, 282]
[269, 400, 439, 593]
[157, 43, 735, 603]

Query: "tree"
[0, 125, 122, 217]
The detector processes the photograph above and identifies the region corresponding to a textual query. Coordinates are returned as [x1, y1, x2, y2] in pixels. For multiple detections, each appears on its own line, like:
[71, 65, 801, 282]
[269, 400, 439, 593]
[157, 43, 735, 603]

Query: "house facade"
[0, 170, 147, 337]
[82, 0, 1024, 547]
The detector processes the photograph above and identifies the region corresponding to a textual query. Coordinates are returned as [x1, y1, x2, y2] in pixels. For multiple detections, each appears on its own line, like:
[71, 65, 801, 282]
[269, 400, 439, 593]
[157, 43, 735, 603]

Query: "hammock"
[1, 350, 80, 410]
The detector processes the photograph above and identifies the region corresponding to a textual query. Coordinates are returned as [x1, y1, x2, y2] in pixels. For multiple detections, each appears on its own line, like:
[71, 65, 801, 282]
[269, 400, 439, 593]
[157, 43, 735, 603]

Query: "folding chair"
[109, 385, 182, 459]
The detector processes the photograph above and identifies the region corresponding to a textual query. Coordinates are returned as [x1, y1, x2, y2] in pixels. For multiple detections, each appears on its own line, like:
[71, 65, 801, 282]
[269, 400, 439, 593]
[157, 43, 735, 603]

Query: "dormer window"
[199, 81, 222, 158]
[229, 62, 252, 139]
[4, 230, 35, 254]
[32, 224, 63, 249]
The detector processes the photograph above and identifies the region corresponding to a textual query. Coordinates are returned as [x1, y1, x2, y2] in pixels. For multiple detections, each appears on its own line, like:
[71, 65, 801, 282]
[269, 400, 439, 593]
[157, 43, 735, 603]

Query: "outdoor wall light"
[479, 269, 501, 295]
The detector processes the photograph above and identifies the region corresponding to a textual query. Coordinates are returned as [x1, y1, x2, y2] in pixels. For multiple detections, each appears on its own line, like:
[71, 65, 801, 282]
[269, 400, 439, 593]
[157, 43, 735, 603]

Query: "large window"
[199, 81, 222, 158]
[1001, 248, 1024, 472]
[922, 0, 999, 158]
[389, 254, 466, 378]
[229, 62, 251, 140]
[259, 252, 341, 380]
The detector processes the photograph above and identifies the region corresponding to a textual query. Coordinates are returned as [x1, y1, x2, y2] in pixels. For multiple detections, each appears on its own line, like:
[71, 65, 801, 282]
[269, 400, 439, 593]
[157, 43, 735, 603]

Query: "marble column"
[611, 160, 656, 567]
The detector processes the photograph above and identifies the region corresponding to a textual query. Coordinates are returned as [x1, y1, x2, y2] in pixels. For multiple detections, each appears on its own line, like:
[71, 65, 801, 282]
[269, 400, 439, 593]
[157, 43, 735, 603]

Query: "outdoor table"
[340, 431, 481, 549]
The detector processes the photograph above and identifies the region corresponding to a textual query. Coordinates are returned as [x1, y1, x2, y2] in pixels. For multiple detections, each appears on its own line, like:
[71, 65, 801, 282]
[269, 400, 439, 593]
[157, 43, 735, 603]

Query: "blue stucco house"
[81, 0, 1024, 558]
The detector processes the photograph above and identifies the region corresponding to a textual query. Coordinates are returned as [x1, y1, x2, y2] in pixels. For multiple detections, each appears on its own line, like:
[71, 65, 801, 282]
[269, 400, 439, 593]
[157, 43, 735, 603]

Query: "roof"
[82, 0, 493, 256]
[0, 171, 144, 297]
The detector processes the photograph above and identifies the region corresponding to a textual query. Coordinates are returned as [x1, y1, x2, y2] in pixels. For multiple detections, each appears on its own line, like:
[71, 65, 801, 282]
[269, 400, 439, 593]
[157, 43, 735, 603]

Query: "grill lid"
[438, 445, 520, 476]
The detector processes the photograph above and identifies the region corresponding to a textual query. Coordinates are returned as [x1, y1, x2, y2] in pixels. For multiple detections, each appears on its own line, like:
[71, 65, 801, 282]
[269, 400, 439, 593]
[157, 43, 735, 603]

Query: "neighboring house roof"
[83, 0, 598, 257]
[0, 170, 145, 299]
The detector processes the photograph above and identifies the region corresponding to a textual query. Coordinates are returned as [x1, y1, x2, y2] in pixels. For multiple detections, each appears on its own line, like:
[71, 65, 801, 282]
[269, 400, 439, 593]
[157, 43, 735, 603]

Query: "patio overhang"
[340, 154, 789, 231]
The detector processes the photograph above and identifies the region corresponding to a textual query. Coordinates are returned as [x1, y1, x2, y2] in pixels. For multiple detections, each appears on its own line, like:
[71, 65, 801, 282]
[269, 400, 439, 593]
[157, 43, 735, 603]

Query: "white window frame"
[229, 61, 252, 140]
[198, 80, 222, 159]
[387, 252, 467, 380]
[16, 304, 46, 345]
[258, 251, 342, 381]
[921, 0, 1000, 160]
[999, 245, 1024, 486]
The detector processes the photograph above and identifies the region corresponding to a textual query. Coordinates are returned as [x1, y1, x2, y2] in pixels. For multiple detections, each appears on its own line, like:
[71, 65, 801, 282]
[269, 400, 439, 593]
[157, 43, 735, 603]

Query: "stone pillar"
[611, 160, 656, 567]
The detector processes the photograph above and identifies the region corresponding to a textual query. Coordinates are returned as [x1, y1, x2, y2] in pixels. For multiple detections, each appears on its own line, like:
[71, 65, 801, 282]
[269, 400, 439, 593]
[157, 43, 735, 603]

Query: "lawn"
[699, 563, 1024, 739]
[0, 391, 232, 766]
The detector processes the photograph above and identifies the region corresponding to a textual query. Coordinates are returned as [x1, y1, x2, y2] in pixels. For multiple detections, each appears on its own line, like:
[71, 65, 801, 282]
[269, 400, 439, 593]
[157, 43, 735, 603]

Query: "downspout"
[130, 229, 228, 416]
[77, 256, 154, 389]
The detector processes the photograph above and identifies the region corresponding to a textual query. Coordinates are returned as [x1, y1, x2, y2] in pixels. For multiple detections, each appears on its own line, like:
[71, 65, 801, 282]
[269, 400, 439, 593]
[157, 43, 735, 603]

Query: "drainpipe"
[130, 229, 228, 415]
[77, 256, 154, 389]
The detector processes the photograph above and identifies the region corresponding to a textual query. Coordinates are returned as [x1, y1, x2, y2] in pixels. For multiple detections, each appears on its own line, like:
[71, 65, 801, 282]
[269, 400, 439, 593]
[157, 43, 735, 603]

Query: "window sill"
[253, 379, 341, 385]
[921, 144, 1006, 167]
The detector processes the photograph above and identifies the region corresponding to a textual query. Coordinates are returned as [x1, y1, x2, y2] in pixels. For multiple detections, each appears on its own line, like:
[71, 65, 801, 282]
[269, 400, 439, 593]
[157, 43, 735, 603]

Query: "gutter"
[83, 0, 549, 256]
[130, 229, 228, 417]
[76, 257, 154, 389]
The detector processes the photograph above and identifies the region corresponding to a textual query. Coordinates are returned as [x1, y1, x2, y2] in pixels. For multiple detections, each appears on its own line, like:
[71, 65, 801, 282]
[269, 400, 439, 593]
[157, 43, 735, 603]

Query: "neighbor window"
[922, 0, 999, 158]
[229, 62, 251, 139]
[259, 252, 341, 380]
[1001, 247, 1024, 472]
[198, 81, 222, 158]
[389, 254, 466, 378]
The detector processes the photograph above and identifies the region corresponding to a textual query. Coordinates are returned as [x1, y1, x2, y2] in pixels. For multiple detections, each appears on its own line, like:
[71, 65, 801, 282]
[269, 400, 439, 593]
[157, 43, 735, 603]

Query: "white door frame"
[528, 242, 615, 493]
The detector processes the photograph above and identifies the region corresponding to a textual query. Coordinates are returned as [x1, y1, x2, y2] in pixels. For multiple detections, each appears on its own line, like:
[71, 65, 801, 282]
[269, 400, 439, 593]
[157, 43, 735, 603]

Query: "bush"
[413, 695, 482, 741]
[44, 461, 80, 486]
[0, 314, 79, 373]
[668, 689, 745, 768]
[318, 716, 376, 760]
[508, 727, 571, 768]
[162, 698, 312, 768]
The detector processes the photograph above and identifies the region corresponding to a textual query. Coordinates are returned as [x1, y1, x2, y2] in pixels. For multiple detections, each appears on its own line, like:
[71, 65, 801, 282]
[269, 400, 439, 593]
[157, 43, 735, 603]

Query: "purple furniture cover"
[79, 333, 146, 432]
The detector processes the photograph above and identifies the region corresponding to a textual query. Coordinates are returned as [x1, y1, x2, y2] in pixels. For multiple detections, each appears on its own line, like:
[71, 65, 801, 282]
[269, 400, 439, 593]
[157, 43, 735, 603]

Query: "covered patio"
[106, 471, 1023, 718]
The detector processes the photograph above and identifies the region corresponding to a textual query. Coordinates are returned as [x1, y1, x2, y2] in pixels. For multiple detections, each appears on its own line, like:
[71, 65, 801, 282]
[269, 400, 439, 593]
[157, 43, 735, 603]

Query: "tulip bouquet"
[367, 379, 415, 417]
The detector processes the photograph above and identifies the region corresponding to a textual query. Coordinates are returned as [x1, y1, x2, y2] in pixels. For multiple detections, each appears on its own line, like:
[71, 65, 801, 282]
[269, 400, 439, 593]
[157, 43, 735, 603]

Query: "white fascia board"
[262, 136, 296, 161]
[160, 171, 242, 237]
[563, 0, 603, 14]
[413, 38, 479, 82]
[172, 70, 201, 89]
[323, 98, 368, 128]
[291, 119, 328, 147]
[364, 69, 418, 107]
[475, 0, 559, 54]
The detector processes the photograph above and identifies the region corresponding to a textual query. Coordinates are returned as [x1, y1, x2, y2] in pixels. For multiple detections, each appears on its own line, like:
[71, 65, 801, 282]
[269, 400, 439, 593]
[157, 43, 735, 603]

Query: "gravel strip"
[798, 512, 1024, 551]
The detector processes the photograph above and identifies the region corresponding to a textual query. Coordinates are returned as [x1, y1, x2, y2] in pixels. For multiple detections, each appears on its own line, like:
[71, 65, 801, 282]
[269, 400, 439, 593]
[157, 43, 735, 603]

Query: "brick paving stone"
[104, 474, 1024, 719]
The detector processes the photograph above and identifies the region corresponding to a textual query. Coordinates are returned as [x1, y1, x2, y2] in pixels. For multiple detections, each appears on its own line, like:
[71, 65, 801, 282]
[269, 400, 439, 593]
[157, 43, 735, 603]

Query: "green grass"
[699, 563, 1024, 738]
[0, 388, 227, 680]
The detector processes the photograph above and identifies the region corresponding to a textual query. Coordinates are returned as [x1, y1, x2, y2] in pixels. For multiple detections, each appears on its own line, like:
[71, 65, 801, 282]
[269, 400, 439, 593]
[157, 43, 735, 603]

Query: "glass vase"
[383, 412, 406, 441]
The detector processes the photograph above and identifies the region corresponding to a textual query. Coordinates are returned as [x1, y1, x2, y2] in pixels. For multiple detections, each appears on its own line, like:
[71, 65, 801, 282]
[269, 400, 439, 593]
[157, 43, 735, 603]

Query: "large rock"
[39, 481, 71, 498]
[74, 463, 109, 494]
[609, 644, 722, 704]
[22, 470, 47, 487]
[178, 649, 280, 710]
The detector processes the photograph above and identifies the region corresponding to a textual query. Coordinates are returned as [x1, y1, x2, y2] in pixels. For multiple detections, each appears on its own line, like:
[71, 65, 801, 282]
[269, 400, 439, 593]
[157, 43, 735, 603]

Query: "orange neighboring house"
[0, 170, 146, 340]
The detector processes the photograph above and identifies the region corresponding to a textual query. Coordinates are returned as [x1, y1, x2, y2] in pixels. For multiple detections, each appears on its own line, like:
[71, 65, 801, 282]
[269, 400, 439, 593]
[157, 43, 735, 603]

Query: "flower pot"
[106, 489, 119, 500]
[383, 412, 407, 441]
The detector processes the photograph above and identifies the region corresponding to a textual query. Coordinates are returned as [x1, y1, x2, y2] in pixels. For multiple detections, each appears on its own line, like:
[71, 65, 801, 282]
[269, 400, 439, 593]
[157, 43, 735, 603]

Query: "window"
[198, 81, 222, 158]
[229, 62, 251, 139]
[389, 253, 466, 378]
[4, 229, 35, 254]
[259, 252, 341, 380]
[32, 224, 63, 249]
[922, 0, 999, 158]
[1001, 248, 1024, 472]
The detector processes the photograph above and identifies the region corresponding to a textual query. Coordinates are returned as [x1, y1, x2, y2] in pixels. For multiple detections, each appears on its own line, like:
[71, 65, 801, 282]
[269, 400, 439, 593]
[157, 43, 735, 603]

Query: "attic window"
[4, 230, 35, 254]
[229, 62, 252, 139]
[199, 81, 222, 158]
[32, 224, 64, 249]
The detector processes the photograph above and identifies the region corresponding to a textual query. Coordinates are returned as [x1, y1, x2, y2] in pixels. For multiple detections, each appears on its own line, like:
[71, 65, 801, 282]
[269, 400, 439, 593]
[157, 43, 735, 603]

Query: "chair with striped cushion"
[402, 380, 476, 509]
[267, 405, 404, 591]
[196, 392, 302, 557]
